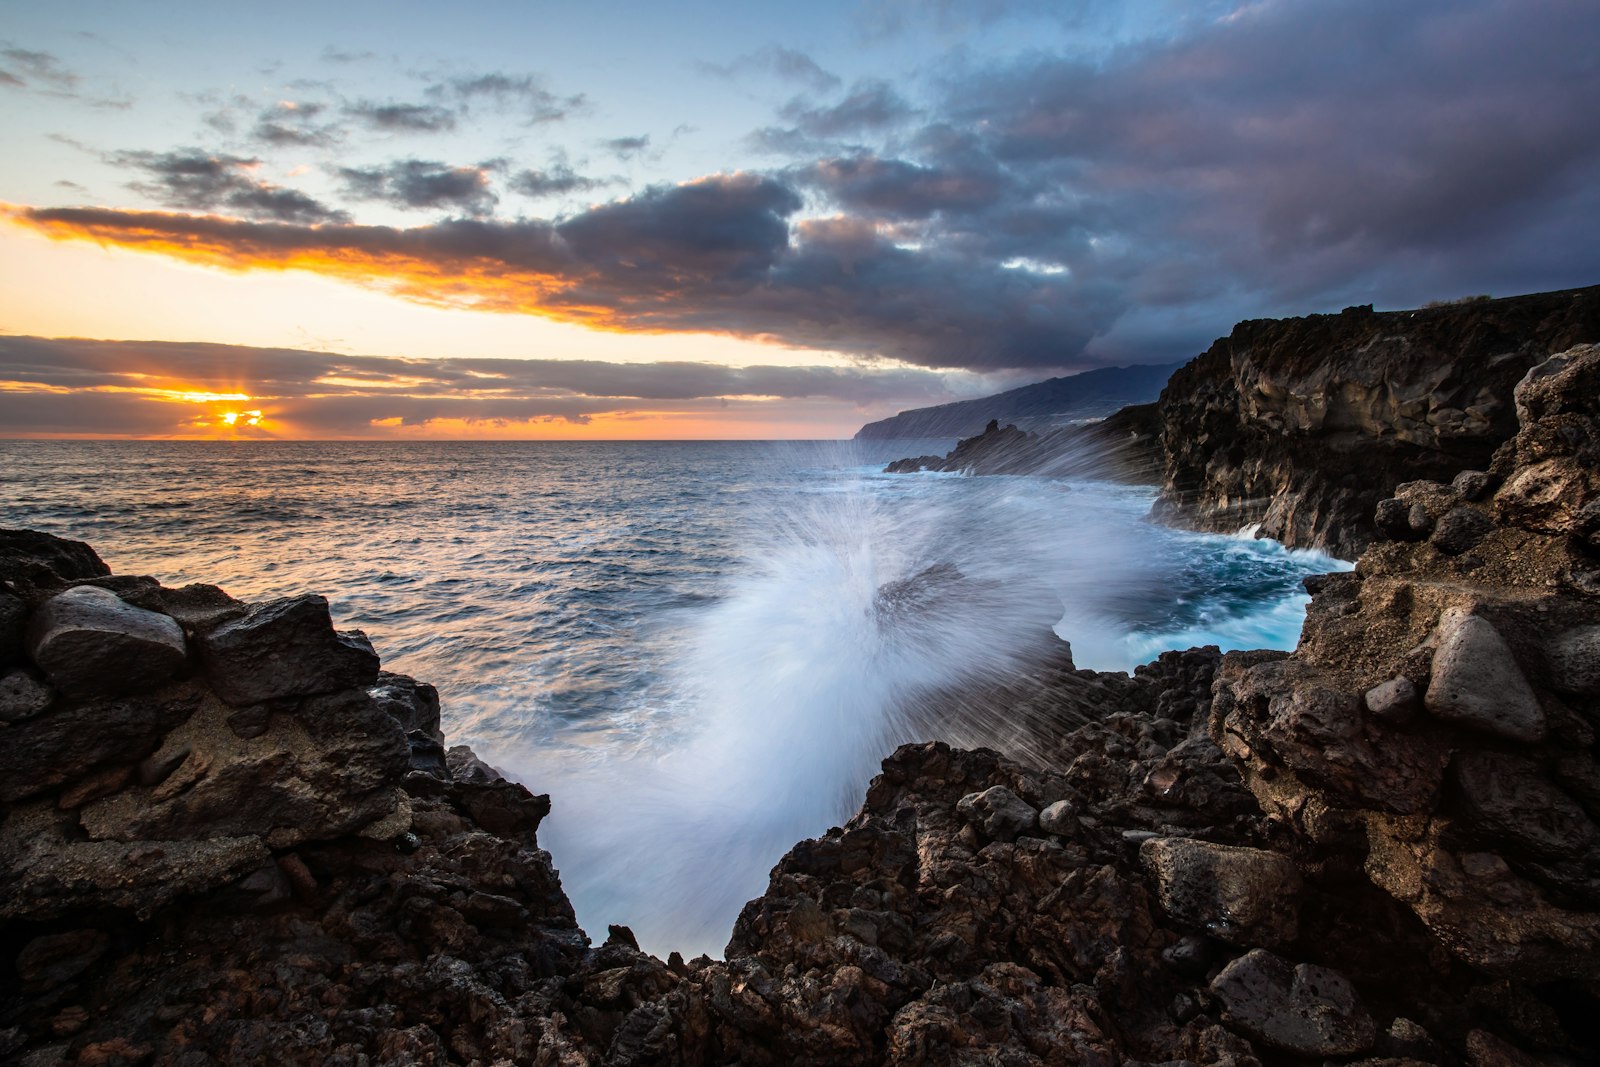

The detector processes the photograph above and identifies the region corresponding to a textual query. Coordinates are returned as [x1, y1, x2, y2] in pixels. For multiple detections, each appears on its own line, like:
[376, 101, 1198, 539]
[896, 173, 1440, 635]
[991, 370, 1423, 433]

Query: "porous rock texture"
[1152, 286, 1600, 558]
[2, 341, 1597, 1066]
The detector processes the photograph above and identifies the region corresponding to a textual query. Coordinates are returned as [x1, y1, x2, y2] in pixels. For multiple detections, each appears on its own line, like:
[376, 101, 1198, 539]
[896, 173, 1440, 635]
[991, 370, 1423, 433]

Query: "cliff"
[2, 345, 1598, 1064]
[1152, 286, 1600, 558]
[854, 362, 1181, 441]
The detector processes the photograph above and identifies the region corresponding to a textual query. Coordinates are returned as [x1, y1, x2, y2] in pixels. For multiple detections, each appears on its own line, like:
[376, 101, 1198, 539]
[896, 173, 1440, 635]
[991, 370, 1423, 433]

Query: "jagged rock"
[197, 593, 379, 705]
[78, 686, 409, 847]
[1210, 949, 1376, 1056]
[369, 671, 443, 740]
[955, 784, 1038, 841]
[1425, 610, 1546, 742]
[446, 743, 505, 783]
[0, 667, 54, 722]
[0, 529, 110, 592]
[0, 685, 199, 803]
[24, 585, 187, 700]
[1140, 837, 1301, 948]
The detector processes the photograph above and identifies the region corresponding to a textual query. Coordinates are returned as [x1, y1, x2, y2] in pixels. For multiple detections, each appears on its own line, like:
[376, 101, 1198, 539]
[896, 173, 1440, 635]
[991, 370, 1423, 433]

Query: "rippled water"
[0, 439, 1348, 955]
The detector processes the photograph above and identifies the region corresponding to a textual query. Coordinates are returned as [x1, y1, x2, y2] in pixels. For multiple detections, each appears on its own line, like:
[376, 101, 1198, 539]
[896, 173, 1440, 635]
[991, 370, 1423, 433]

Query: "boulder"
[1424, 610, 1545, 743]
[25, 585, 187, 700]
[1452, 752, 1600, 865]
[197, 594, 379, 705]
[1140, 837, 1301, 948]
[955, 784, 1038, 841]
[1210, 948, 1376, 1056]
[1431, 506, 1494, 555]
[446, 744, 505, 784]
[1364, 676, 1420, 724]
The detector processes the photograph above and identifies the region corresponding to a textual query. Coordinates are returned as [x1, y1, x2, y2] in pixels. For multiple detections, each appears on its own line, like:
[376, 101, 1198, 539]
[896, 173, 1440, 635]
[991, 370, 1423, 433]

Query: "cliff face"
[1152, 286, 1600, 558]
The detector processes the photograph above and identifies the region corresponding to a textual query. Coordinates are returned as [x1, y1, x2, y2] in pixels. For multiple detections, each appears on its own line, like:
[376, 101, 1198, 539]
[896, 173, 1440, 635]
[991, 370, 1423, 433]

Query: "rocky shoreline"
[3, 342, 1599, 1064]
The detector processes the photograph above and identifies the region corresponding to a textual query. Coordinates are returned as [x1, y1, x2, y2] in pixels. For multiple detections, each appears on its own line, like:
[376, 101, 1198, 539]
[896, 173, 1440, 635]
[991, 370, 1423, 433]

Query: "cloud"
[344, 100, 458, 133]
[509, 163, 609, 198]
[431, 72, 586, 124]
[0, 45, 77, 91]
[110, 149, 350, 224]
[337, 159, 498, 215]
[602, 135, 652, 160]
[251, 101, 342, 148]
[778, 80, 917, 139]
[794, 152, 1008, 218]
[700, 47, 842, 93]
[8, 172, 1123, 370]
[0, 334, 963, 437]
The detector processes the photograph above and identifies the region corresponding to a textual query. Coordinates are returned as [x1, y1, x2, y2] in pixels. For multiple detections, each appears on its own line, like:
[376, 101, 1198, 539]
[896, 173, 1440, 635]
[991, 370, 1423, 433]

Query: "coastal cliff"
[2, 347, 1599, 1064]
[1151, 287, 1600, 558]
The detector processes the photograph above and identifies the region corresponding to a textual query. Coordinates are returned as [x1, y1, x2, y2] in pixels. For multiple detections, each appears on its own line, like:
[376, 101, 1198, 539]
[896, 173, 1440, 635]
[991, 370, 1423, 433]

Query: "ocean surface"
[0, 439, 1349, 956]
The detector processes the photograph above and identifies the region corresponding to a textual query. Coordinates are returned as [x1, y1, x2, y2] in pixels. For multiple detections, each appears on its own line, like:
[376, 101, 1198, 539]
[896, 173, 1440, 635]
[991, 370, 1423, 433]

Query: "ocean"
[0, 439, 1348, 956]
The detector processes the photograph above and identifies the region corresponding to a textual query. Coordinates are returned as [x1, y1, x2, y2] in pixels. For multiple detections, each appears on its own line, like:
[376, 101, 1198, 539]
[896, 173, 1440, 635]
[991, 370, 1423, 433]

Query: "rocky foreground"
[2, 345, 1599, 1065]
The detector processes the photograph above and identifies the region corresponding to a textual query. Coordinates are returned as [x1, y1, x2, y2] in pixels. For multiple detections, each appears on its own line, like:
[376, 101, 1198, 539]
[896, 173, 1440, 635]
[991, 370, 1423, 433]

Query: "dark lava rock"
[1140, 837, 1301, 948]
[0, 667, 54, 722]
[1432, 505, 1496, 555]
[0, 588, 26, 665]
[25, 584, 188, 699]
[0, 685, 199, 803]
[1210, 948, 1376, 1056]
[0, 528, 110, 593]
[198, 593, 379, 705]
[15, 930, 108, 993]
[369, 670, 442, 740]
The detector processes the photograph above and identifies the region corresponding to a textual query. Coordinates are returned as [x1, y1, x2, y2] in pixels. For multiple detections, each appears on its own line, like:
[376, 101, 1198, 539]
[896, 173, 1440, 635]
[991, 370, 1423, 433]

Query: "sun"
[219, 409, 264, 427]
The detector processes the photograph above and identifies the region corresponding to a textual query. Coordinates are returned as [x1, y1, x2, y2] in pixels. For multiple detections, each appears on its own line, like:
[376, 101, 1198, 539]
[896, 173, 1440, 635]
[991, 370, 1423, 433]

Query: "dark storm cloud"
[110, 149, 351, 224]
[909, 0, 1600, 307]
[15, 170, 1121, 369]
[337, 159, 498, 215]
[794, 153, 1008, 219]
[0, 335, 960, 435]
[343, 100, 458, 133]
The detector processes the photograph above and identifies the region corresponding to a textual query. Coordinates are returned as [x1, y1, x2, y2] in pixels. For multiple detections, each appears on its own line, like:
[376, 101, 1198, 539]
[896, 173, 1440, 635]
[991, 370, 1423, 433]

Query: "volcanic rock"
[955, 783, 1038, 841]
[0, 528, 110, 592]
[0, 668, 53, 722]
[1209, 948, 1376, 1056]
[1425, 609, 1546, 742]
[1140, 837, 1301, 948]
[197, 593, 379, 705]
[0, 685, 199, 803]
[24, 585, 187, 699]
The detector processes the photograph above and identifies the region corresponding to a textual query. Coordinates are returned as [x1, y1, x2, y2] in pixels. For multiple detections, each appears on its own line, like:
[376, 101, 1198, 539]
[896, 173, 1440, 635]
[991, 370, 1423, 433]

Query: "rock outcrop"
[885, 405, 1164, 482]
[1152, 286, 1600, 558]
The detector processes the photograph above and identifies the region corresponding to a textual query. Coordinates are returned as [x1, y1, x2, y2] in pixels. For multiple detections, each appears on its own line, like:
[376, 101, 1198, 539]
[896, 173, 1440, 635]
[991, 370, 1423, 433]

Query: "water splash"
[515, 457, 1160, 958]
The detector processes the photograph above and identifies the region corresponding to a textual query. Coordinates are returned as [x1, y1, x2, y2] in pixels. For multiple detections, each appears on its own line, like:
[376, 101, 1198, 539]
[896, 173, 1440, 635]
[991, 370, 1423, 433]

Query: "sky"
[1, 0, 1597, 439]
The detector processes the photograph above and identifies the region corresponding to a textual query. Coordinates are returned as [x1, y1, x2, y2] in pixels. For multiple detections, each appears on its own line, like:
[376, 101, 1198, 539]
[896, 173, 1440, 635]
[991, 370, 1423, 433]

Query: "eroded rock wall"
[1153, 286, 1600, 558]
